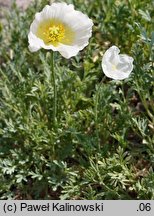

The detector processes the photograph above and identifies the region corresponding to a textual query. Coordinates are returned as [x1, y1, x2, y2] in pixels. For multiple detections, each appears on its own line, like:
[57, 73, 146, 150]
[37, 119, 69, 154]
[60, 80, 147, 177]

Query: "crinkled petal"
[117, 55, 133, 74]
[103, 46, 120, 65]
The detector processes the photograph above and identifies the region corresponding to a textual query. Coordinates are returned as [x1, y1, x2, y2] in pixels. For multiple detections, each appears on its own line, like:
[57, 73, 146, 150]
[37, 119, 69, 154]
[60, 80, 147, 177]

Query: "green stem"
[95, 81, 103, 151]
[51, 51, 57, 126]
[95, 87, 100, 149]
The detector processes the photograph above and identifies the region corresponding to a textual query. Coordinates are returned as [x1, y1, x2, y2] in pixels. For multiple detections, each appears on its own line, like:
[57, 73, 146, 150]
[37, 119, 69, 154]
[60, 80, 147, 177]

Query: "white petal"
[28, 32, 41, 52]
[74, 25, 93, 48]
[61, 9, 93, 47]
[103, 46, 120, 64]
[58, 45, 79, 59]
[42, 3, 74, 20]
[119, 54, 134, 64]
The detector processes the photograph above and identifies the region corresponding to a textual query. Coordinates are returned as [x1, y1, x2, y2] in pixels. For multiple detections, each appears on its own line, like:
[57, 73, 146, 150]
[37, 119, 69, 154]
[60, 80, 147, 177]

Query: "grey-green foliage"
[0, 0, 154, 199]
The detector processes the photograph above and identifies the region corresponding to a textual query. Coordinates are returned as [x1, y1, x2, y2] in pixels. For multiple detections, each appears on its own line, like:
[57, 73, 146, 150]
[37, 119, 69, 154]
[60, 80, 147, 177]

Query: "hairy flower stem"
[95, 89, 100, 151]
[51, 51, 57, 127]
[95, 82, 103, 151]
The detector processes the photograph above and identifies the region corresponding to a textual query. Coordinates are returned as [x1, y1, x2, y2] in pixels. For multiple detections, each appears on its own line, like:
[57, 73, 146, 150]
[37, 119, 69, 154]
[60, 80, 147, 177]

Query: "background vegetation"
[0, 0, 154, 199]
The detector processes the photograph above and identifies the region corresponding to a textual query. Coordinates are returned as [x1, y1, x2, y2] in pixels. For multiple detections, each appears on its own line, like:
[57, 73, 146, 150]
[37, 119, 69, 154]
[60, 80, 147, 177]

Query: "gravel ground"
[0, 0, 33, 22]
[0, 0, 33, 9]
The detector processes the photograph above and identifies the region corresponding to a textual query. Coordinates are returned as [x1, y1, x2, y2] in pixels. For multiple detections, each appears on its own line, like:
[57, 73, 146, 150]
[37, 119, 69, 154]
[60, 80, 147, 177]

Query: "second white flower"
[102, 46, 134, 80]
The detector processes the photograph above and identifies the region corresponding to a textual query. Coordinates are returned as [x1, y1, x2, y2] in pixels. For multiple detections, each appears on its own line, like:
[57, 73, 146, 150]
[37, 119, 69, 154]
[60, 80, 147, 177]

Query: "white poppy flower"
[102, 46, 134, 80]
[28, 3, 93, 59]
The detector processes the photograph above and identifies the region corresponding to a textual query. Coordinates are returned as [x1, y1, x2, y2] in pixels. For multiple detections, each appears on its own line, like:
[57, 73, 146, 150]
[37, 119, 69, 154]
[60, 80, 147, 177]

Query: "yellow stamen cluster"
[36, 19, 75, 46]
[44, 24, 65, 44]
[112, 64, 117, 70]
